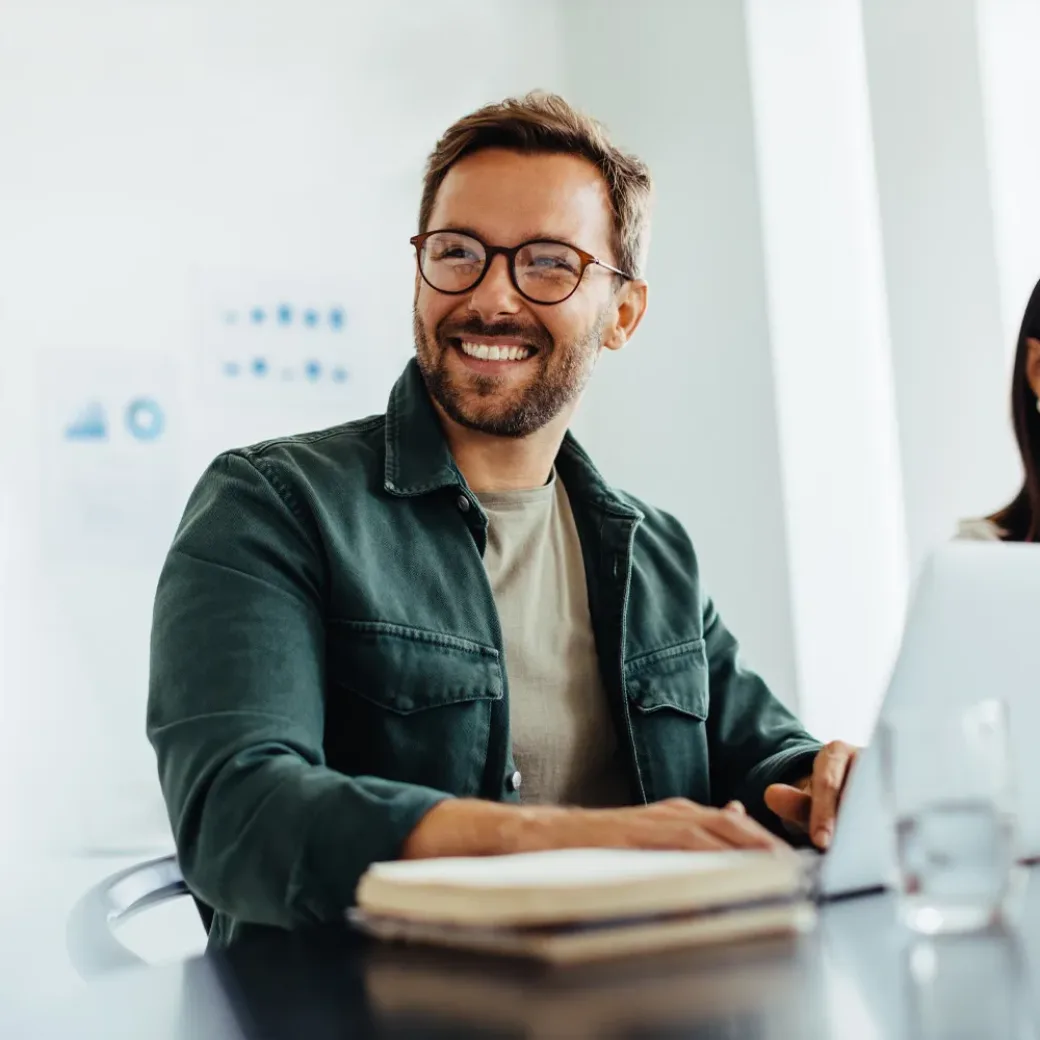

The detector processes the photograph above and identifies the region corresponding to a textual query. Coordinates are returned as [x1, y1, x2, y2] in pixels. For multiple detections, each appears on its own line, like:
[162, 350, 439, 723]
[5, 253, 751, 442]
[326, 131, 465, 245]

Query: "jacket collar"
[383, 359, 465, 497]
[383, 358, 642, 521]
[556, 433, 643, 522]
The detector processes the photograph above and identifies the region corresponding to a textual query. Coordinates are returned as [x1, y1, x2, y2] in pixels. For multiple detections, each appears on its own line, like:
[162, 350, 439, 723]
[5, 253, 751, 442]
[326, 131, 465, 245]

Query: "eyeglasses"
[410, 229, 633, 305]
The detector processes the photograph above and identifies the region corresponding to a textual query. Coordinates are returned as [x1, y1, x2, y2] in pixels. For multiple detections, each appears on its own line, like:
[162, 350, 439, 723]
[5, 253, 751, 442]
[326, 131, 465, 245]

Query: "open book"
[351, 848, 813, 964]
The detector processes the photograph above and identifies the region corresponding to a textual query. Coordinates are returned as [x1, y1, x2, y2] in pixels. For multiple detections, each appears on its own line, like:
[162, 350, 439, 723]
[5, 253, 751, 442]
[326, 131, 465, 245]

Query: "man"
[148, 92, 855, 948]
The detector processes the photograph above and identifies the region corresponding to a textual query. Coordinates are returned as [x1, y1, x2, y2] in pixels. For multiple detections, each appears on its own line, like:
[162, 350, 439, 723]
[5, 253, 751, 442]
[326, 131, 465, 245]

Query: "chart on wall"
[192, 271, 401, 462]
[35, 347, 182, 568]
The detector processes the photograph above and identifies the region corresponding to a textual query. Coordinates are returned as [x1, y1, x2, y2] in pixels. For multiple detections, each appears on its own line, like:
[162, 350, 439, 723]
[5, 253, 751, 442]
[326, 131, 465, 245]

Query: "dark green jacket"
[148, 359, 820, 948]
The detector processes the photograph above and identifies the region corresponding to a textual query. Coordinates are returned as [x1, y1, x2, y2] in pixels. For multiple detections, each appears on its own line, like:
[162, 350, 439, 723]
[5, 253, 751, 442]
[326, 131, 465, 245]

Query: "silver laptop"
[814, 542, 1040, 900]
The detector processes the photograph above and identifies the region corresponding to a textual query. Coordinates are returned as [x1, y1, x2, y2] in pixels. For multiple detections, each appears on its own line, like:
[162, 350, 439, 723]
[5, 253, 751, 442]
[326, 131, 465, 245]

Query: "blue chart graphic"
[229, 358, 348, 384]
[126, 398, 165, 442]
[65, 402, 108, 441]
[218, 302, 349, 386]
[222, 304, 346, 332]
[63, 399, 166, 443]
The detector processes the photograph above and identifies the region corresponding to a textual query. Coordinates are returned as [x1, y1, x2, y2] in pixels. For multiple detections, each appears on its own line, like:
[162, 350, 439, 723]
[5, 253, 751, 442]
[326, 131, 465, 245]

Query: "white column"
[862, 0, 1017, 574]
[976, 0, 1040, 359]
[744, 0, 908, 743]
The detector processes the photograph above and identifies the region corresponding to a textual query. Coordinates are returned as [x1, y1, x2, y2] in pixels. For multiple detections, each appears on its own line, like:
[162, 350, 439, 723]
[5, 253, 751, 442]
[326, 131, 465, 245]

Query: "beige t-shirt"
[956, 517, 1005, 541]
[476, 474, 631, 807]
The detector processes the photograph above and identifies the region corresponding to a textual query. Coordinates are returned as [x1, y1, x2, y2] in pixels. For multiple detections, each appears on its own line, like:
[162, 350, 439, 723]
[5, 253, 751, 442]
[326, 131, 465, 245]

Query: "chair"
[66, 854, 212, 979]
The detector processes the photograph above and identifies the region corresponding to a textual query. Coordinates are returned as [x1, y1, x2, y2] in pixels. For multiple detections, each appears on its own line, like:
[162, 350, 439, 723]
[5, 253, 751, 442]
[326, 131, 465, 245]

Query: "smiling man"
[148, 93, 855, 948]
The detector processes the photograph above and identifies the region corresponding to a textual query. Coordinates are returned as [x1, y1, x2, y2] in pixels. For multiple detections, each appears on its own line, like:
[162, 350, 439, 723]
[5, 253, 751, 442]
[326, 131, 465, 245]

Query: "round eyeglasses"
[410, 229, 633, 305]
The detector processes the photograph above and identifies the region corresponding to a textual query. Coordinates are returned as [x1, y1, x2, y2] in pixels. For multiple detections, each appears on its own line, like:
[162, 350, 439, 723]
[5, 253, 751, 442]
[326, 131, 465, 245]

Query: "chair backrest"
[66, 854, 208, 978]
[194, 892, 215, 934]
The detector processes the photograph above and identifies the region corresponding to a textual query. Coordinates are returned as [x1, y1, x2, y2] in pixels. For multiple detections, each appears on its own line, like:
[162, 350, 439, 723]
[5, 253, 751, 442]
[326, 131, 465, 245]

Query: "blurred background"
[1, 0, 1038, 1014]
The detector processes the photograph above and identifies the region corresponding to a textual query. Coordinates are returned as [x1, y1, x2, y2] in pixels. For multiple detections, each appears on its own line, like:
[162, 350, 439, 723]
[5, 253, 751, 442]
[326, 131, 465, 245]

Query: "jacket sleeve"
[147, 452, 450, 929]
[702, 597, 821, 835]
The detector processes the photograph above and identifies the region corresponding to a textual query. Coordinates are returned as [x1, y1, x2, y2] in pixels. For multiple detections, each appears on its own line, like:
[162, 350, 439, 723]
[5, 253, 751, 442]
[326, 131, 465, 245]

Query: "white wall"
[744, 0, 907, 743]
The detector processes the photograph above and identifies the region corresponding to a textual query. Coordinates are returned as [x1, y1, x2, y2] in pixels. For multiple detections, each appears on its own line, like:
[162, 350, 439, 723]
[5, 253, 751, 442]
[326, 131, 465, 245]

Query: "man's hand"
[401, 796, 791, 861]
[763, 741, 859, 849]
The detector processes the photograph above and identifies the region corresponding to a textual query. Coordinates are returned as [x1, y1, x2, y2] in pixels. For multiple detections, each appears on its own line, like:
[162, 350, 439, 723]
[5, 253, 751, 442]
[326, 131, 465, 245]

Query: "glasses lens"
[418, 232, 487, 293]
[515, 241, 583, 303]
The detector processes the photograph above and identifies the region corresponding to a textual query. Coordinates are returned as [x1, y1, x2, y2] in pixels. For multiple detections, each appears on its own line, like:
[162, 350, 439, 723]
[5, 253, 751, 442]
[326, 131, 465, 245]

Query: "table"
[12, 880, 1040, 1038]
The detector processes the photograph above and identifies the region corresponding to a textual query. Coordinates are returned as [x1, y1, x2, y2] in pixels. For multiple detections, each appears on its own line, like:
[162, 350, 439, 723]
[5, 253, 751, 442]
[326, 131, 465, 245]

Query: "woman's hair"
[990, 278, 1040, 541]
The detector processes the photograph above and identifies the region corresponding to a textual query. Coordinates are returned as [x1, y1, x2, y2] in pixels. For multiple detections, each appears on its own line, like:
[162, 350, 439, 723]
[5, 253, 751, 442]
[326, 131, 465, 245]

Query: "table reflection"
[362, 935, 816, 1039]
[902, 928, 1038, 1040]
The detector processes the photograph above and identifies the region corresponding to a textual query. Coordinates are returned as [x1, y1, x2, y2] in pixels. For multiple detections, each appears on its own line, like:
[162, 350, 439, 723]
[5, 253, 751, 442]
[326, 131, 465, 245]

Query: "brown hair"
[990, 277, 1040, 541]
[418, 91, 653, 278]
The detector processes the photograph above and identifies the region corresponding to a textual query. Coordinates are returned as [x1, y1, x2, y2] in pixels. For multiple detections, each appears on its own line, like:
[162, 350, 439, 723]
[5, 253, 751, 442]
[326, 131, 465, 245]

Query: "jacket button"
[457, 494, 471, 513]
[508, 770, 522, 792]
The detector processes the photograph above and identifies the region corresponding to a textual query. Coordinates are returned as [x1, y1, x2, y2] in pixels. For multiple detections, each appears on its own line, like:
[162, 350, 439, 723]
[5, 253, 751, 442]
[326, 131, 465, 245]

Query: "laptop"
[813, 542, 1040, 900]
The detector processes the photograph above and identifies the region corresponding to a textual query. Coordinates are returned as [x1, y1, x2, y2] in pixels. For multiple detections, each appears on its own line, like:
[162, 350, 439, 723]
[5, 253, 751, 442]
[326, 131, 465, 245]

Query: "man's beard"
[413, 308, 605, 439]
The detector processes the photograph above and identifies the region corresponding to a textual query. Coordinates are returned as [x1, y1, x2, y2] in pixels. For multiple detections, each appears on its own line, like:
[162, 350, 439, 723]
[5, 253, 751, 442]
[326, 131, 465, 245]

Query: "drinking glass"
[878, 698, 1018, 934]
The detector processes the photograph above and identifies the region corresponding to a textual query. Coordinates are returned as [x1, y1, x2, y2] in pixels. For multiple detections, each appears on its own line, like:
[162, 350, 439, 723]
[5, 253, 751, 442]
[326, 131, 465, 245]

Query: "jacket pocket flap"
[328, 621, 503, 714]
[625, 639, 709, 719]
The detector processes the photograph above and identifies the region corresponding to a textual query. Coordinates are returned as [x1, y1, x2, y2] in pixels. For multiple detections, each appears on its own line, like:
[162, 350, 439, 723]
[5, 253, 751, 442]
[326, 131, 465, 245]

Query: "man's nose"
[467, 253, 523, 321]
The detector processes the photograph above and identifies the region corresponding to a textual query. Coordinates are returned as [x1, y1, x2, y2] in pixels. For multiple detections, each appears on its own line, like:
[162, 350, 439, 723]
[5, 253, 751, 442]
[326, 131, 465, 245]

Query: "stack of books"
[350, 847, 814, 964]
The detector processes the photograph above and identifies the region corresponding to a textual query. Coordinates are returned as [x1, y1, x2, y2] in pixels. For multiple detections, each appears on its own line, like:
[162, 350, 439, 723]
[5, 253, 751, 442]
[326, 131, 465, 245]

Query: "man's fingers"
[624, 805, 732, 852]
[703, 807, 786, 851]
[764, 783, 812, 830]
[680, 829, 732, 852]
[808, 742, 856, 849]
[722, 800, 746, 815]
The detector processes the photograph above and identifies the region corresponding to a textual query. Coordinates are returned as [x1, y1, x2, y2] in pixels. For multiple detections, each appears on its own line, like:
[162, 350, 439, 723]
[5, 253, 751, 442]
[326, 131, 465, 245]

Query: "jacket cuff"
[739, 743, 822, 840]
[299, 781, 454, 919]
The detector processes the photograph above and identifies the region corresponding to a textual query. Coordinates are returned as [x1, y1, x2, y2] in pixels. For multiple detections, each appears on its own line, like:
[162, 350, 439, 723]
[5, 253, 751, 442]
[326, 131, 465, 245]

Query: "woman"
[960, 278, 1040, 542]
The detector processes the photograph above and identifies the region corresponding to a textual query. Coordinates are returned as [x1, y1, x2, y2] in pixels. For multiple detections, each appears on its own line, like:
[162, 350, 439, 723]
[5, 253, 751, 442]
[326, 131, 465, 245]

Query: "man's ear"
[602, 280, 648, 352]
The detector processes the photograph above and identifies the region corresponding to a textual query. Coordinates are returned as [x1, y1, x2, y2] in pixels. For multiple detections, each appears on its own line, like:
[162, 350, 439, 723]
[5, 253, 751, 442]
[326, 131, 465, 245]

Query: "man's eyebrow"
[431, 224, 580, 247]
[433, 224, 482, 238]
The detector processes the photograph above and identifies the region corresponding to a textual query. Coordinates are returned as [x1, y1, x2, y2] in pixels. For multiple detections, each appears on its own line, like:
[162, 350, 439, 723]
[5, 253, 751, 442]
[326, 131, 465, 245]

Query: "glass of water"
[878, 698, 1018, 934]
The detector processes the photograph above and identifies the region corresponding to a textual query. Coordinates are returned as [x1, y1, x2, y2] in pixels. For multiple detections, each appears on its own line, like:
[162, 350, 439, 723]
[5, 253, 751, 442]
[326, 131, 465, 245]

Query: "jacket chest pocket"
[325, 621, 502, 795]
[624, 639, 711, 803]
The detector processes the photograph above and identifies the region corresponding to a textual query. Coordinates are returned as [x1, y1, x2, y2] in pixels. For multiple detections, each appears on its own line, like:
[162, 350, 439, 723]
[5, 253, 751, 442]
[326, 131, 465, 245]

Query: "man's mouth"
[458, 339, 534, 362]
[447, 336, 539, 364]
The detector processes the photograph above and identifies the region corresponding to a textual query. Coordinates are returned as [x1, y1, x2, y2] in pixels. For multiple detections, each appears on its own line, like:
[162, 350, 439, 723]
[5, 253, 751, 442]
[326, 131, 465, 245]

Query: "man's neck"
[436, 408, 571, 493]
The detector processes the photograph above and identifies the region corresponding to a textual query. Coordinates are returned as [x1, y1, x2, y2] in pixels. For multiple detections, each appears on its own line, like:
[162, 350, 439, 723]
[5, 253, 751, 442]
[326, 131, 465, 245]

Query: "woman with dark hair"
[959, 278, 1040, 542]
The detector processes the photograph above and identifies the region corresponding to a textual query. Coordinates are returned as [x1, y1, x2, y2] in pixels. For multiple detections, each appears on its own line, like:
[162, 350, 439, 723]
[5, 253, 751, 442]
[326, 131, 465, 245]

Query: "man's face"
[413, 148, 622, 438]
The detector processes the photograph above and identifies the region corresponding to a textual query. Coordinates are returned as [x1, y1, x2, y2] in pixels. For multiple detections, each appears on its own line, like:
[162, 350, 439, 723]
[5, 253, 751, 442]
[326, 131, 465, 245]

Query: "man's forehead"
[428, 149, 613, 249]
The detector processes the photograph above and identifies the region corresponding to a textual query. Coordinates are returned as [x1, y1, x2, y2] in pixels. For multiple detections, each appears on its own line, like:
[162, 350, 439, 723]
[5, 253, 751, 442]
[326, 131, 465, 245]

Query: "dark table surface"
[14, 877, 1040, 1039]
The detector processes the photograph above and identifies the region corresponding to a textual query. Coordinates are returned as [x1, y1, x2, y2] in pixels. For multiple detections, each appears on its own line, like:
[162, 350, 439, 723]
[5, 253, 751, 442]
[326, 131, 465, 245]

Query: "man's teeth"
[459, 341, 531, 362]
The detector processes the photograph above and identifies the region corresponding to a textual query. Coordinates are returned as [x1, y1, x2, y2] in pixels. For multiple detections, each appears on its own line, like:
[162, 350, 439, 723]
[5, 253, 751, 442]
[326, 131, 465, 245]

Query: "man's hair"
[419, 91, 653, 278]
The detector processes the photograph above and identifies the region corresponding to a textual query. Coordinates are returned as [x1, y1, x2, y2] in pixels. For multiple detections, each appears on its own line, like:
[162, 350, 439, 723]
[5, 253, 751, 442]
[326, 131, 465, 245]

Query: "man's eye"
[526, 255, 579, 278]
[434, 247, 479, 262]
